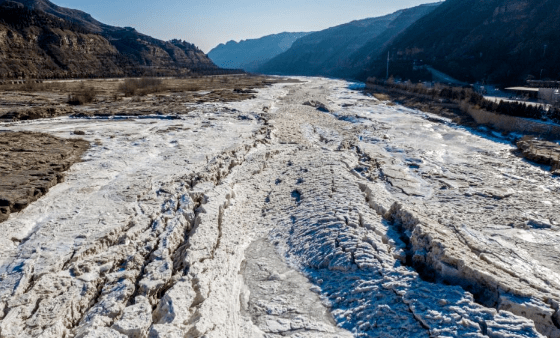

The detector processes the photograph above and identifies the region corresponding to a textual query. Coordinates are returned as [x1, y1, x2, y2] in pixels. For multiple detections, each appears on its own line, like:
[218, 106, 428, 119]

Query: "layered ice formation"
[0, 77, 558, 337]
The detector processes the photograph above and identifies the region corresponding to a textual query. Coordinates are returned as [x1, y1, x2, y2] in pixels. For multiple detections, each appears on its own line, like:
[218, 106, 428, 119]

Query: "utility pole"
[386, 51, 390, 80]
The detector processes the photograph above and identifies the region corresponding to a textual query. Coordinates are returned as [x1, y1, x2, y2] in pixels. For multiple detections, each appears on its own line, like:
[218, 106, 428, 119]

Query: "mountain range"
[0, 0, 218, 79]
[257, 3, 440, 79]
[3, 0, 559, 85]
[208, 32, 311, 73]
[364, 0, 560, 85]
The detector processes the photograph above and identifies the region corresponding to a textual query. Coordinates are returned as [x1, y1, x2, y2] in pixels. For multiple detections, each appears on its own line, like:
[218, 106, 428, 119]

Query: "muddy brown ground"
[0, 75, 296, 121]
[366, 88, 476, 125]
[0, 131, 89, 223]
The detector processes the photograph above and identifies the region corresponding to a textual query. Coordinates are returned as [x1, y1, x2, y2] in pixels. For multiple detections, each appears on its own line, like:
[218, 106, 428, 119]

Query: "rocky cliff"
[0, 0, 218, 79]
[208, 32, 311, 72]
[346, 3, 440, 79]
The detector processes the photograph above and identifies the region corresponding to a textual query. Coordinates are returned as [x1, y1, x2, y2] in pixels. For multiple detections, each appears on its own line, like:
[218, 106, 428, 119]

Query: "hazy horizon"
[53, 0, 436, 52]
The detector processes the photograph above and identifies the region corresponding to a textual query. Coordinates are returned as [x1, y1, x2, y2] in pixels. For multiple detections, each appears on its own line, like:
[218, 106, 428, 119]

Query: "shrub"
[67, 82, 96, 105]
[119, 78, 164, 97]
[21, 81, 46, 92]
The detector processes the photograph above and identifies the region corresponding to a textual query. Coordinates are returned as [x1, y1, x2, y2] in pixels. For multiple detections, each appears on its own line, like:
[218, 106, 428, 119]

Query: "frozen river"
[0, 78, 559, 337]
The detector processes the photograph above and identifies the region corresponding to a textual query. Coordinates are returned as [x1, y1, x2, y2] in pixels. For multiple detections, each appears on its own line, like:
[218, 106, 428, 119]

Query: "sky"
[54, 0, 435, 53]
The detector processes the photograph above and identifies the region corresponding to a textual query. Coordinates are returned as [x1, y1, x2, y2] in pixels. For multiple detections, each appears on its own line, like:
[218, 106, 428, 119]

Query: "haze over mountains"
[2, 0, 559, 86]
[206, 0, 559, 86]
[256, 3, 440, 79]
[208, 32, 311, 73]
[0, 0, 217, 79]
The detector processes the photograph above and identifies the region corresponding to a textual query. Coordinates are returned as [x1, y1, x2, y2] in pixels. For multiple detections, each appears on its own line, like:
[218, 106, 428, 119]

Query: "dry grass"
[67, 82, 97, 105]
[0, 75, 296, 98]
[0, 76, 300, 119]
[373, 93, 391, 101]
[460, 101, 560, 138]
[119, 78, 164, 97]
[0, 81, 69, 92]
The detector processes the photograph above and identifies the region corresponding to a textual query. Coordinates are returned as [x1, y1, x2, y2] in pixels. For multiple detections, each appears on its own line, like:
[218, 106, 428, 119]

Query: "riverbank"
[365, 80, 560, 174]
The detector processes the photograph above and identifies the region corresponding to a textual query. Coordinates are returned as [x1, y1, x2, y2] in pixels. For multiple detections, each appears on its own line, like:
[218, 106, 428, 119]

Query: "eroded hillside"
[0, 0, 218, 79]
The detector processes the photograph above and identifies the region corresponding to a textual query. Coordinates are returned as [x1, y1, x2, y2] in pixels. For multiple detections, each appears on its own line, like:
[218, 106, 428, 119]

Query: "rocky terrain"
[208, 32, 311, 72]
[0, 75, 285, 122]
[257, 3, 439, 79]
[0, 131, 89, 222]
[517, 137, 560, 174]
[0, 0, 218, 79]
[0, 77, 559, 338]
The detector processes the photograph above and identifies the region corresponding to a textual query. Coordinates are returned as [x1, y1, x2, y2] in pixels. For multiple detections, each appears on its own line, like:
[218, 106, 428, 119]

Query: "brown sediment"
[0, 75, 298, 121]
[0, 131, 89, 222]
[517, 136, 560, 174]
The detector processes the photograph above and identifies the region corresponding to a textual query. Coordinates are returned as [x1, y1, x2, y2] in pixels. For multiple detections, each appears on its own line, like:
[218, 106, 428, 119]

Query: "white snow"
[0, 77, 558, 338]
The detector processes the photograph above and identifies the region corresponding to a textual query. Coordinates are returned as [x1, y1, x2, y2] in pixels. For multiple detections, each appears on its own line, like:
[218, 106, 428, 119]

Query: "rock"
[148, 325, 184, 338]
[2, 107, 75, 122]
[303, 100, 330, 112]
[526, 219, 552, 229]
[79, 327, 127, 338]
[112, 297, 153, 338]
[0, 132, 89, 224]
[517, 137, 560, 173]
[0, 197, 12, 207]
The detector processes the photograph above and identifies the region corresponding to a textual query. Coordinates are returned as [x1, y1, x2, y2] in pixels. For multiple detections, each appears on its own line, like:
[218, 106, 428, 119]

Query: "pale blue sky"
[54, 0, 436, 52]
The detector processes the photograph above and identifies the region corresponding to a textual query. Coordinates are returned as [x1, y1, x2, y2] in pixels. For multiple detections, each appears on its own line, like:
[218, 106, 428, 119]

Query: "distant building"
[504, 87, 539, 100]
[526, 80, 560, 107]
[539, 88, 560, 106]
[527, 80, 560, 88]
[504, 81, 560, 106]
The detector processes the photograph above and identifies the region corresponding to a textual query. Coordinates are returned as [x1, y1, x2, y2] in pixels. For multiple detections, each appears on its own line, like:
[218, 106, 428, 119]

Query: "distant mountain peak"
[208, 32, 312, 72]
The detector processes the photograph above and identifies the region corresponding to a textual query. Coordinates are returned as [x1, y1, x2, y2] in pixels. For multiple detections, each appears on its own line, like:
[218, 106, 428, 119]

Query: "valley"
[0, 77, 558, 337]
[0, 0, 559, 336]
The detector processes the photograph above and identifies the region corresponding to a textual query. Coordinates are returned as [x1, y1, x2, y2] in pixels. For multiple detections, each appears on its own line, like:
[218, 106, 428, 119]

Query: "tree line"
[367, 77, 560, 124]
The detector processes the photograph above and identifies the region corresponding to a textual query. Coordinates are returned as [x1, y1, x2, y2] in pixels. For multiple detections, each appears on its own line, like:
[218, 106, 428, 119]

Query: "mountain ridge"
[208, 32, 311, 72]
[0, 0, 219, 79]
[365, 0, 560, 85]
[257, 3, 440, 79]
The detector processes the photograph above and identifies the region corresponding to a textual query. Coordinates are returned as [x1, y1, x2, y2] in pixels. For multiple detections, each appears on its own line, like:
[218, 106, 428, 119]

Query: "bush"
[119, 78, 164, 97]
[21, 81, 46, 92]
[67, 82, 96, 105]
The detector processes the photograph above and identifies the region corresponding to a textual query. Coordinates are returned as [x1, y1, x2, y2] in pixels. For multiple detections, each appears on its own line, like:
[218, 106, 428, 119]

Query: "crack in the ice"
[361, 191, 555, 336]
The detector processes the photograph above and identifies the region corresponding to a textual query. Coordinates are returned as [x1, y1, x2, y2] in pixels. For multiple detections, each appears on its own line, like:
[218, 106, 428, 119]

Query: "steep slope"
[367, 0, 560, 85]
[345, 3, 440, 78]
[0, 0, 218, 79]
[0, 1, 124, 79]
[258, 12, 401, 77]
[208, 32, 311, 72]
[0, 0, 108, 33]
